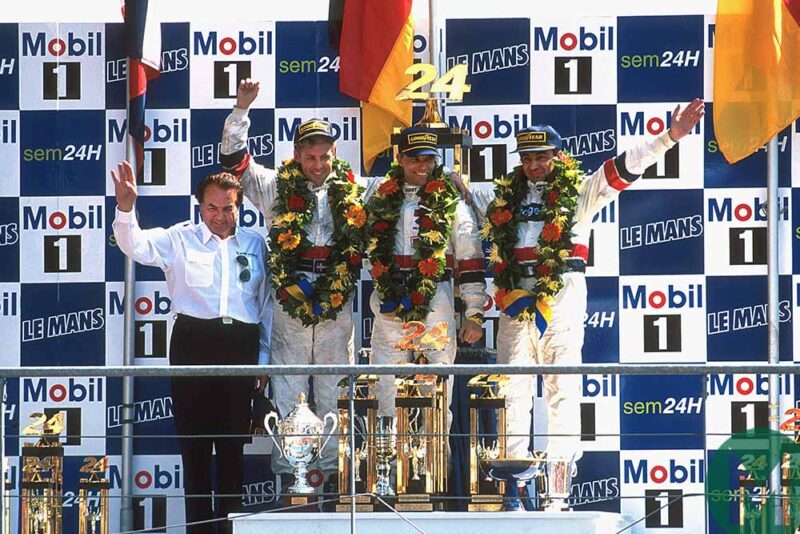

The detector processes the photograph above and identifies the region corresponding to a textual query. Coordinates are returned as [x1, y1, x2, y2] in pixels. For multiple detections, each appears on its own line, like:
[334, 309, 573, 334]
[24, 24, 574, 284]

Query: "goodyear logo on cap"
[297, 120, 330, 135]
[408, 133, 437, 145]
[517, 131, 547, 145]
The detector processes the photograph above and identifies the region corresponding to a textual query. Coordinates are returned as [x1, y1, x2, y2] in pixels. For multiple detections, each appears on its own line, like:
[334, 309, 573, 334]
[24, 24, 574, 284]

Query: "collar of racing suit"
[305, 171, 336, 192]
[402, 184, 420, 199]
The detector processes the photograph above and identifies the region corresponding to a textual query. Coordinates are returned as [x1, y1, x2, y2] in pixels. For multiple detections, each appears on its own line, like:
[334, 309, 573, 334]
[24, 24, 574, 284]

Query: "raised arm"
[221, 79, 279, 217]
[111, 161, 179, 270]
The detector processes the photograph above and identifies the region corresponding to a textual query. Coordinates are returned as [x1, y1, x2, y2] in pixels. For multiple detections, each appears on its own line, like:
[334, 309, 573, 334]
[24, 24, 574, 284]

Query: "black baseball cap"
[512, 125, 563, 153]
[398, 126, 440, 157]
[294, 118, 335, 144]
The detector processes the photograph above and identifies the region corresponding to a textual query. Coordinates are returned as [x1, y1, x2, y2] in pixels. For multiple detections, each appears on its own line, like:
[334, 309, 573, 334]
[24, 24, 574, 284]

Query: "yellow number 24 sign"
[396, 63, 471, 102]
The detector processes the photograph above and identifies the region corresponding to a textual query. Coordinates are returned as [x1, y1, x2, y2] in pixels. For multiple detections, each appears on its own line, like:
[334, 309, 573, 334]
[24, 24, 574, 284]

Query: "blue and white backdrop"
[0, 1, 798, 532]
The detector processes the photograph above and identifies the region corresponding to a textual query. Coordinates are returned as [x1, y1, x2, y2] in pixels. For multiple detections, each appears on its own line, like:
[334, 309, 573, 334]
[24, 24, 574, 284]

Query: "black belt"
[297, 258, 329, 274]
[519, 259, 586, 278]
[175, 314, 253, 327]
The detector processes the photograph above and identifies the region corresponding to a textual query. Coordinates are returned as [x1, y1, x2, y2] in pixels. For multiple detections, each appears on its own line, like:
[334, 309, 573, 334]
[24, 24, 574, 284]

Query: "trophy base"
[468, 494, 504, 512]
[281, 494, 321, 512]
[335, 495, 374, 512]
[395, 494, 434, 512]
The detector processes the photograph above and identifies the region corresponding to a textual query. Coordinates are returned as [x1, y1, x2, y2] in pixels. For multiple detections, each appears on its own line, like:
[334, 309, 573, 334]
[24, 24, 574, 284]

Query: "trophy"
[381, 321, 450, 511]
[393, 62, 473, 175]
[264, 393, 337, 510]
[336, 375, 378, 512]
[21, 411, 64, 534]
[77, 457, 109, 534]
[467, 374, 508, 511]
[737, 474, 768, 533]
[375, 417, 397, 499]
[394, 357, 448, 511]
[537, 457, 578, 511]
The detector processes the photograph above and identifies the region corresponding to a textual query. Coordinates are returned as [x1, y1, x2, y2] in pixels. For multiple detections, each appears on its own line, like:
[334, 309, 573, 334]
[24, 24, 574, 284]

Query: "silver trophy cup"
[264, 393, 338, 494]
[538, 458, 577, 511]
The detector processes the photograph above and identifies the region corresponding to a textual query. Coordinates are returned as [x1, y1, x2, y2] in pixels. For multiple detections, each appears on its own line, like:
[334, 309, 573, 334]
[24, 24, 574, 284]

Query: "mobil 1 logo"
[619, 276, 706, 362]
[530, 21, 617, 104]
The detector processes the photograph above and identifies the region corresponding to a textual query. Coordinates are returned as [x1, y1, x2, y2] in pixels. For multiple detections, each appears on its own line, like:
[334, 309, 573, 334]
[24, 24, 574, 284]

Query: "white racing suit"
[471, 132, 676, 462]
[370, 184, 487, 418]
[221, 107, 380, 475]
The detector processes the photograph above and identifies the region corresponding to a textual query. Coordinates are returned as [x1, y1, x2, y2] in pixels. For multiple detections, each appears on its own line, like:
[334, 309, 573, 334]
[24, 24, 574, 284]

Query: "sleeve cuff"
[231, 106, 250, 120]
[114, 207, 135, 223]
[661, 131, 677, 149]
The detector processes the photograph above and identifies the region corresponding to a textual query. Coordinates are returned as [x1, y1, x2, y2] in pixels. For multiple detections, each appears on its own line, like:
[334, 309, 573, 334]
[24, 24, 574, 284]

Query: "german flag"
[713, 0, 800, 163]
[335, 0, 413, 172]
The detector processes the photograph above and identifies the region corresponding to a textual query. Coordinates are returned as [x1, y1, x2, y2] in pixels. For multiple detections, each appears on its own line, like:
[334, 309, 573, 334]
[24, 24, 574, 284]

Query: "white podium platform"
[232, 511, 642, 534]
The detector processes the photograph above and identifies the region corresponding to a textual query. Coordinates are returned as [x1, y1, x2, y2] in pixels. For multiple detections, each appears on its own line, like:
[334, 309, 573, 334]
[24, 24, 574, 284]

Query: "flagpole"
[120, 56, 137, 534]
[767, 135, 782, 530]
[429, 0, 441, 74]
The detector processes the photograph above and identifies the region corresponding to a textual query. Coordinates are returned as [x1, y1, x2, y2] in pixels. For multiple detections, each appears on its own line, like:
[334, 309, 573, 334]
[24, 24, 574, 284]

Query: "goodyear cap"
[398, 125, 440, 157]
[512, 125, 563, 153]
[294, 118, 335, 144]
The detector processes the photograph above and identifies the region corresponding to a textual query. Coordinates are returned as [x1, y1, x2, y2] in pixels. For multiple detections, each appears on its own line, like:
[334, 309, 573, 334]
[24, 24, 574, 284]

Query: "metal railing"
[1, 359, 798, 534]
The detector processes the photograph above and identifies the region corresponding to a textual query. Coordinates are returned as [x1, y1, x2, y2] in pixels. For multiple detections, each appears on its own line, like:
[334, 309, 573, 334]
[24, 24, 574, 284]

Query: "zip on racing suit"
[221, 106, 381, 475]
[471, 131, 677, 462]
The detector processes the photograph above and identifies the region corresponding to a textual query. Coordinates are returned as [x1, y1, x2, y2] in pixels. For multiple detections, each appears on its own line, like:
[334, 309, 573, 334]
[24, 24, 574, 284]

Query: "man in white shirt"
[112, 161, 271, 534]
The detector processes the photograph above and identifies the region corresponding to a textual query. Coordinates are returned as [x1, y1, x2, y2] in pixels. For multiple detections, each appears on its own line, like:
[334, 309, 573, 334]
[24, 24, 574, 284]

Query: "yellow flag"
[713, 0, 800, 163]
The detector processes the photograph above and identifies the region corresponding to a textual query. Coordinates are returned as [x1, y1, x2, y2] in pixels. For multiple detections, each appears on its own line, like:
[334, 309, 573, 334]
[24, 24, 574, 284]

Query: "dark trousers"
[170, 315, 258, 534]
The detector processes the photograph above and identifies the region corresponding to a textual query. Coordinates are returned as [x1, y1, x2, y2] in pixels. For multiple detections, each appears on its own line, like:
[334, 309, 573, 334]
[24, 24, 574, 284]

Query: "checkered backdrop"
[0, 3, 798, 532]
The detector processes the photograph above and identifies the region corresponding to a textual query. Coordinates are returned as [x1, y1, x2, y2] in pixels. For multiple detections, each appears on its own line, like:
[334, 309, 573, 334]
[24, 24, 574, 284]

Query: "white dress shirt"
[112, 207, 272, 364]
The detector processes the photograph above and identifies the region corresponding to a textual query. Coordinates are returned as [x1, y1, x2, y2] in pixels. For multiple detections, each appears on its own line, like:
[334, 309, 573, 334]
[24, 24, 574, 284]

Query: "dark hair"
[294, 136, 335, 151]
[195, 172, 243, 206]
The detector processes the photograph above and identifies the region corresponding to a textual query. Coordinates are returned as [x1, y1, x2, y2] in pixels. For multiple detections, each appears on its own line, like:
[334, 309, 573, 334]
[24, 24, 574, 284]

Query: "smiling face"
[397, 154, 437, 186]
[199, 184, 239, 239]
[520, 149, 559, 181]
[294, 139, 335, 185]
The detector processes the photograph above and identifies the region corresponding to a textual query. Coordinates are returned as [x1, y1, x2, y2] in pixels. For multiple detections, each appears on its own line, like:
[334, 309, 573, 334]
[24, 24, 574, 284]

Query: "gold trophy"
[467, 374, 508, 511]
[336, 375, 379, 512]
[77, 457, 109, 534]
[390, 321, 450, 512]
[21, 412, 65, 534]
[394, 62, 473, 175]
[780, 410, 800, 530]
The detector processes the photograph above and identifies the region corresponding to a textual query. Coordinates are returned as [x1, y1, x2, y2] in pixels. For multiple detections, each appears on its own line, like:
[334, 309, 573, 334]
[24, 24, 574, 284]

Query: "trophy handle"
[318, 412, 339, 457]
[263, 412, 283, 458]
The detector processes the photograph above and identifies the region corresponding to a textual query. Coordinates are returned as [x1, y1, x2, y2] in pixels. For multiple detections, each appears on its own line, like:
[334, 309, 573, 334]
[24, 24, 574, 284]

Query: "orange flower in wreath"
[418, 257, 441, 277]
[490, 208, 512, 226]
[277, 230, 301, 250]
[344, 205, 366, 228]
[424, 180, 446, 194]
[371, 260, 388, 278]
[378, 179, 400, 196]
[329, 292, 344, 308]
[540, 223, 562, 243]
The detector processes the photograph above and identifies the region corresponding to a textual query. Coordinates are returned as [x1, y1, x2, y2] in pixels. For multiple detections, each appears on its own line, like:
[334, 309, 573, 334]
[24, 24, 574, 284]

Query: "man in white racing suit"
[367, 126, 487, 425]
[469, 99, 705, 501]
[220, 79, 382, 483]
